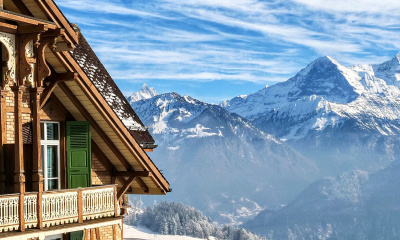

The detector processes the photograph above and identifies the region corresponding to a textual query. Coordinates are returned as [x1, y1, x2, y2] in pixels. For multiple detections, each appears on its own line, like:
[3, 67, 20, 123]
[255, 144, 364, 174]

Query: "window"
[44, 233, 62, 240]
[41, 122, 60, 191]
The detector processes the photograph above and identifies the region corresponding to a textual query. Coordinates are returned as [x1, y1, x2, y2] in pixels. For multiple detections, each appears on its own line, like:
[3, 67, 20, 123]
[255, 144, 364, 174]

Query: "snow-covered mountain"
[128, 83, 158, 103]
[222, 54, 400, 139]
[243, 163, 400, 239]
[130, 89, 320, 224]
[222, 53, 400, 176]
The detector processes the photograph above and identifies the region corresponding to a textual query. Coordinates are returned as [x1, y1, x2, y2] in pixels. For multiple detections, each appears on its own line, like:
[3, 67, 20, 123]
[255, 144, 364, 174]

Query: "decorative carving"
[37, 37, 57, 87]
[25, 40, 34, 58]
[19, 34, 40, 86]
[0, 32, 16, 87]
[0, 186, 117, 232]
[42, 191, 78, 227]
[24, 194, 38, 228]
[25, 63, 34, 87]
[0, 195, 19, 232]
[82, 187, 115, 220]
[23, 41, 35, 87]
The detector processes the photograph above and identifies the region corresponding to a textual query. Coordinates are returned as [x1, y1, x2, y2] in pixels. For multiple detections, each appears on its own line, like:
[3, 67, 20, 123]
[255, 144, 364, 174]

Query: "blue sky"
[55, 0, 400, 103]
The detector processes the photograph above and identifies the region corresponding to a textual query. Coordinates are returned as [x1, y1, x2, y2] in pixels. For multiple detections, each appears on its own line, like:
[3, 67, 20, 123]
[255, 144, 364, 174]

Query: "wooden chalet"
[0, 0, 170, 239]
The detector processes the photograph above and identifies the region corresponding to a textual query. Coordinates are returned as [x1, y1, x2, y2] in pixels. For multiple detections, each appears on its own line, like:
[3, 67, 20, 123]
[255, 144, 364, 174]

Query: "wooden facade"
[0, 1, 170, 239]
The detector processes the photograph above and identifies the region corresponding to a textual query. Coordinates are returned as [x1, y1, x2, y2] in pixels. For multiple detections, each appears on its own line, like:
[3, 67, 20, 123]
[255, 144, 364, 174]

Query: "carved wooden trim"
[36, 37, 57, 87]
[0, 32, 15, 86]
[19, 34, 40, 86]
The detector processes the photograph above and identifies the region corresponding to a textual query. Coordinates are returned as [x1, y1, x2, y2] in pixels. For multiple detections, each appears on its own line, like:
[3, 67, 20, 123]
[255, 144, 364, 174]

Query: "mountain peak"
[289, 55, 359, 103]
[128, 84, 158, 103]
[396, 51, 400, 62]
[307, 56, 341, 70]
[371, 51, 400, 85]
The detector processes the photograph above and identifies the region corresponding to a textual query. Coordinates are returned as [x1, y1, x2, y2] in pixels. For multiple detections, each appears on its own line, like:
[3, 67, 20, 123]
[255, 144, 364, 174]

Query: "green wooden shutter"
[70, 231, 83, 240]
[66, 121, 92, 189]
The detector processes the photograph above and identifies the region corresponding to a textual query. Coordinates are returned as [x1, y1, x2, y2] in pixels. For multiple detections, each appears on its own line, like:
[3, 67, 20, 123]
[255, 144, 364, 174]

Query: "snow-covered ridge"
[129, 86, 319, 224]
[222, 52, 400, 140]
[128, 83, 159, 103]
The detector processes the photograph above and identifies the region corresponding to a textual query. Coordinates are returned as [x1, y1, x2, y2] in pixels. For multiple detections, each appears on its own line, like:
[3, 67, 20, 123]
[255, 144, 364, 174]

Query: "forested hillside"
[124, 201, 265, 240]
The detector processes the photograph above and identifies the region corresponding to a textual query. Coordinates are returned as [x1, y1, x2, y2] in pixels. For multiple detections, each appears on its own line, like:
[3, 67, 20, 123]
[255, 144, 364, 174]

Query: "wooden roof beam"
[0, 21, 17, 34]
[135, 178, 149, 193]
[11, 0, 33, 16]
[117, 176, 135, 201]
[112, 171, 150, 178]
[0, 9, 57, 29]
[114, 174, 149, 195]
[17, 24, 47, 34]
[59, 81, 132, 170]
[33, 0, 78, 44]
[40, 72, 77, 108]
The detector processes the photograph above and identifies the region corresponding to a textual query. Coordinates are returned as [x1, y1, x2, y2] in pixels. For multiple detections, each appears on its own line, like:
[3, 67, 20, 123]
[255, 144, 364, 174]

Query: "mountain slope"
[243, 163, 400, 239]
[222, 53, 400, 175]
[130, 89, 320, 224]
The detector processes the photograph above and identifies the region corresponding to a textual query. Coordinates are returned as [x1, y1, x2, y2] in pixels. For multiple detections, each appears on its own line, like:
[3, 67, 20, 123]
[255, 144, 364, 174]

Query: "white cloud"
[290, 0, 400, 14]
[111, 71, 286, 84]
[56, 0, 170, 19]
[56, 0, 400, 91]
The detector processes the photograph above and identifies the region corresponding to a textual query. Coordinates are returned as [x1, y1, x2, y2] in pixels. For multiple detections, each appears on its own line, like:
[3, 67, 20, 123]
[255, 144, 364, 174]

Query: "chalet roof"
[69, 34, 156, 146]
[0, 0, 169, 194]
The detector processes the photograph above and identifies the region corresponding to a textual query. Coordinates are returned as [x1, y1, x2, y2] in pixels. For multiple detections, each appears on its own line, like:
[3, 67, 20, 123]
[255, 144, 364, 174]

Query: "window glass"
[44, 234, 62, 240]
[46, 123, 59, 140]
[47, 146, 58, 178]
[41, 122, 60, 191]
[47, 179, 58, 190]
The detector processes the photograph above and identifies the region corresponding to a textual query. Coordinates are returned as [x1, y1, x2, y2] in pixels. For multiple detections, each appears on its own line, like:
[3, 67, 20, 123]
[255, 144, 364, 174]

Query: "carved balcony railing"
[0, 185, 119, 232]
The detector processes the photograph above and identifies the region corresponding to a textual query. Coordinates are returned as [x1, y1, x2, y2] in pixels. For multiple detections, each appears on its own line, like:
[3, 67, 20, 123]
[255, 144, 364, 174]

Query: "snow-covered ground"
[123, 225, 215, 240]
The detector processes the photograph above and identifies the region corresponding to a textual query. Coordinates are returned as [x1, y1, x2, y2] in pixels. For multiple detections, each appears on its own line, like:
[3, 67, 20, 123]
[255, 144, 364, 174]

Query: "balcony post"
[114, 185, 118, 217]
[11, 85, 26, 194]
[37, 192, 42, 228]
[78, 189, 83, 223]
[0, 90, 7, 194]
[30, 87, 44, 193]
[19, 193, 25, 231]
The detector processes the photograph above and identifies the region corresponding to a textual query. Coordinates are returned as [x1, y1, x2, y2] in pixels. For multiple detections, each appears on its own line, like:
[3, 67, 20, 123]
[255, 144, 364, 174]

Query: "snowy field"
[123, 225, 215, 240]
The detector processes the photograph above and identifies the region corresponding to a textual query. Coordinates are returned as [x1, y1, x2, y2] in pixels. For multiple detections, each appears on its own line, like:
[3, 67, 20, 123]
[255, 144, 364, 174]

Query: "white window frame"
[41, 121, 61, 191]
[44, 233, 63, 240]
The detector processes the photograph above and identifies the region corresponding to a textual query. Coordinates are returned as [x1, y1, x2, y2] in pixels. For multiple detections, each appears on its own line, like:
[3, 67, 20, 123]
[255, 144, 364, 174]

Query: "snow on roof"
[69, 34, 155, 144]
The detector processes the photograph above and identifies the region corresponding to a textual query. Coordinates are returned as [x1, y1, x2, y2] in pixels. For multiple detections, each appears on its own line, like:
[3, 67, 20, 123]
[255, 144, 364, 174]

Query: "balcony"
[0, 185, 119, 232]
